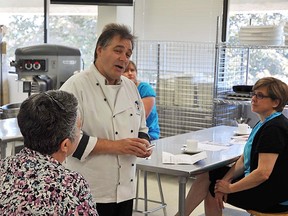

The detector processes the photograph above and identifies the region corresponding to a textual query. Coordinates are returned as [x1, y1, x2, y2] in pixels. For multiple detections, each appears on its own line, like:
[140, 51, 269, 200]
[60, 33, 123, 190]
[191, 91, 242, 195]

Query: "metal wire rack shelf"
[132, 41, 239, 138]
[214, 98, 251, 106]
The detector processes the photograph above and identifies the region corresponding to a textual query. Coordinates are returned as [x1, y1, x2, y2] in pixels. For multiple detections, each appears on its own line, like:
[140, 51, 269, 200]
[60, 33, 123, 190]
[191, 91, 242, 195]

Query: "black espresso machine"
[10, 44, 81, 95]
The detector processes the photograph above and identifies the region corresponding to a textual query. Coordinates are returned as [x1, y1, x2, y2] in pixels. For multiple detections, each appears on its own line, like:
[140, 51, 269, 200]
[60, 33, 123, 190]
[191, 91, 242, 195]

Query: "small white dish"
[234, 129, 251, 136]
[181, 147, 202, 154]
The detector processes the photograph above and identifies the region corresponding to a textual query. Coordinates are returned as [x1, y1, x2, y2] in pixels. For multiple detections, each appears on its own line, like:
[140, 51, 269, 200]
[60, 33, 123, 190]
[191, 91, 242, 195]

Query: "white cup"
[237, 124, 251, 134]
[186, 139, 199, 151]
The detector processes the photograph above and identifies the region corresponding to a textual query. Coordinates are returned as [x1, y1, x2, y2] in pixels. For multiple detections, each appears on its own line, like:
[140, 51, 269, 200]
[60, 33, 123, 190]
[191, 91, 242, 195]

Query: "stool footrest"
[134, 197, 167, 214]
[134, 170, 167, 215]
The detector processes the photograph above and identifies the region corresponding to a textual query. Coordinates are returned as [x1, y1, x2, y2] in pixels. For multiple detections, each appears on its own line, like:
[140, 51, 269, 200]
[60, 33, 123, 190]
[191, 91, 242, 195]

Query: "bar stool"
[247, 210, 288, 216]
[134, 169, 167, 216]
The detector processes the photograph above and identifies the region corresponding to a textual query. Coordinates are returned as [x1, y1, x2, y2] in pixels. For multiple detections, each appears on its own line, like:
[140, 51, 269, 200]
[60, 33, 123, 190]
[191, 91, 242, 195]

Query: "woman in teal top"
[175, 77, 288, 216]
[123, 60, 160, 140]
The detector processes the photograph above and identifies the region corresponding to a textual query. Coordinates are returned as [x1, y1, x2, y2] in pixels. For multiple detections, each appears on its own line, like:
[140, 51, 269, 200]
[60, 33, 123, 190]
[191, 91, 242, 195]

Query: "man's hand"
[95, 138, 153, 157]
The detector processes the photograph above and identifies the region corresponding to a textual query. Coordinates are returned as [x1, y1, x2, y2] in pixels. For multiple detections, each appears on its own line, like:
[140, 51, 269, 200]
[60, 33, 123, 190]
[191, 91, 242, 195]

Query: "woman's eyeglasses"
[249, 92, 271, 100]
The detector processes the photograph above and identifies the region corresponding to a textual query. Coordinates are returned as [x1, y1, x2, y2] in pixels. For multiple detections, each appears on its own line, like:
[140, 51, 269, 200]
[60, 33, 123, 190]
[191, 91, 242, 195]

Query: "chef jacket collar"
[92, 64, 122, 86]
[105, 79, 122, 85]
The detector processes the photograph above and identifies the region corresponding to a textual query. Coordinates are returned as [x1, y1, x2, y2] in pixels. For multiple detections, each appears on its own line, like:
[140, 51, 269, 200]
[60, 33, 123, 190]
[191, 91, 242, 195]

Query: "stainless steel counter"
[137, 125, 244, 216]
[0, 118, 23, 159]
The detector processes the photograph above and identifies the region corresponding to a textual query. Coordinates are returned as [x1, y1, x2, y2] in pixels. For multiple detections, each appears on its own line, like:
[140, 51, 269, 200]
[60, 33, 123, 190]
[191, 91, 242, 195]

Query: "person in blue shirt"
[123, 60, 160, 140]
[175, 77, 288, 216]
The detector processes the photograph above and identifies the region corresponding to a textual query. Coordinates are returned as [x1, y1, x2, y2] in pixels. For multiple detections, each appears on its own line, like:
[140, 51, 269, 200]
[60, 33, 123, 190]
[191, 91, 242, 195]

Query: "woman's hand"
[215, 192, 227, 210]
[215, 179, 232, 194]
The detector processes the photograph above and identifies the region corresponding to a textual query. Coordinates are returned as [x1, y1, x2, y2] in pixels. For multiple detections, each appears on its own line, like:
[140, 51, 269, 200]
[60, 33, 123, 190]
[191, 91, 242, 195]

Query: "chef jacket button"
[118, 182, 120, 185]
[130, 113, 133, 116]
[115, 131, 118, 135]
[119, 165, 121, 168]
[130, 179, 133, 182]
[96, 83, 99, 86]
[131, 163, 134, 166]
[104, 98, 107, 101]
[113, 115, 115, 118]
[131, 130, 133, 133]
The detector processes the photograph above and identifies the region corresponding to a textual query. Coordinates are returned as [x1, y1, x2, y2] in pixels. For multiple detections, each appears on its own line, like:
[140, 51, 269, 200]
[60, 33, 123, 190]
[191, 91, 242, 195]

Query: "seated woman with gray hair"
[0, 90, 98, 215]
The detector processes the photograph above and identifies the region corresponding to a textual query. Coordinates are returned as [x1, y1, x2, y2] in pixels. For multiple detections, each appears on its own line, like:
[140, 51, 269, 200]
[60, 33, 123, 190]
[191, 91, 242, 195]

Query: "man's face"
[96, 35, 132, 84]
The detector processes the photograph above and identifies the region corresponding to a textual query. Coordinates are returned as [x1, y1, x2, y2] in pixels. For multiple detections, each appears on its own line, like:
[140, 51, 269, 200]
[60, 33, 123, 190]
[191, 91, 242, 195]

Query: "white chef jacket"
[60, 64, 149, 203]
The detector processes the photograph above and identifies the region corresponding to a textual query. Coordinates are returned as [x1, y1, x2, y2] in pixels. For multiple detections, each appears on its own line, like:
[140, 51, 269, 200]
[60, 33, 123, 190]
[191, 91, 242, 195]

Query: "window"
[49, 4, 98, 68]
[0, 0, 98, 70]
[226, 0, 288, 84]
[0, 0, 44, 64]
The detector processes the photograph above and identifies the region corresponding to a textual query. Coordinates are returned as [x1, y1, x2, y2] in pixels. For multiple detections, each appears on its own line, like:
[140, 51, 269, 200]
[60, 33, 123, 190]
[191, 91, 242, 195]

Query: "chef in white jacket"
[60, 23, 152, 216]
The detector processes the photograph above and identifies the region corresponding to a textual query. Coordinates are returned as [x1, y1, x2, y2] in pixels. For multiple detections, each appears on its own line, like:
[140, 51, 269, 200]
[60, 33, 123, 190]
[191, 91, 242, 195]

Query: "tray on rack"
[225, 92, 251, 101]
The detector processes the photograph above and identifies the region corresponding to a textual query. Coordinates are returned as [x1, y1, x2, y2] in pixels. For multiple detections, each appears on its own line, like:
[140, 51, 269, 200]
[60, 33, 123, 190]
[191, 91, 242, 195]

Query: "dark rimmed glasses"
[44, 92, 65, 110]
[249, 92, 271, 100]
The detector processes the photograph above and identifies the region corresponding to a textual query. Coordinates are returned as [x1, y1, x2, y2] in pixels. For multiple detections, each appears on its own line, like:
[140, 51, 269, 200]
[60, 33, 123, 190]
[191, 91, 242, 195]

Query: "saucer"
[234, 129, 251, 136]
[181, 147, 202, 154]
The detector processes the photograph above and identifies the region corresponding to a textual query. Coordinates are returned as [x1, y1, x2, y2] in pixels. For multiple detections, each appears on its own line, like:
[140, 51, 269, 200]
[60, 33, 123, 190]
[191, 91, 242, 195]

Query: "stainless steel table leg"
[0, 141, 7, 159]
[156, 173, 167, 216]
[178, 176, 188, 216]
[144, 170, 148, 216]
[134, 168, 140, 211]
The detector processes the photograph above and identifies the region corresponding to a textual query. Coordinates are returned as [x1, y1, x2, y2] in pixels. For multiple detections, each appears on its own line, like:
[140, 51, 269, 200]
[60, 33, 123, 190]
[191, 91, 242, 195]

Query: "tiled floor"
[133, 171, 250, 216]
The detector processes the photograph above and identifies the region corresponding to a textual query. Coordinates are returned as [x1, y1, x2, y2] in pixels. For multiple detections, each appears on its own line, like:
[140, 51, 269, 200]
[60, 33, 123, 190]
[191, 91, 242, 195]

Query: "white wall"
[133, 0, 224, 42]
[97, 6, 134, 34]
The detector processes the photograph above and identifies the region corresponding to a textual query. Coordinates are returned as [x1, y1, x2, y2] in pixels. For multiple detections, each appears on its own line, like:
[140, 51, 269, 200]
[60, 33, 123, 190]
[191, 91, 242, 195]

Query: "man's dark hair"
[94, 23, 136, 61]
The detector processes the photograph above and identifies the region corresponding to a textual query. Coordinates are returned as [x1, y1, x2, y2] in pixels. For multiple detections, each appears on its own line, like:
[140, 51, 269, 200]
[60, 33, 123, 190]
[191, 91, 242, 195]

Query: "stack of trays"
[239, 25, 283, 46]
[174, 76, 196, 106]
[225, 92, 251, 101]
[284, 23, 288, 45]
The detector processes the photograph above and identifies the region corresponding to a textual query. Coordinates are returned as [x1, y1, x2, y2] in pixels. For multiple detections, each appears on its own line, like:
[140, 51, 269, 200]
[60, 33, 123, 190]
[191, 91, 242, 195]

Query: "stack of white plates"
[284, 23, 288, 45]
[239, 25, 283, 46]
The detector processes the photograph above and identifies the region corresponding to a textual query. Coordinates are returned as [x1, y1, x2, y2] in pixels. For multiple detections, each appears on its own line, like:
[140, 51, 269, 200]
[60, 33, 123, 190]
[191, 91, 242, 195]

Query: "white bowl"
[239, 39, 283, 46]
[240, 25, 283, 33]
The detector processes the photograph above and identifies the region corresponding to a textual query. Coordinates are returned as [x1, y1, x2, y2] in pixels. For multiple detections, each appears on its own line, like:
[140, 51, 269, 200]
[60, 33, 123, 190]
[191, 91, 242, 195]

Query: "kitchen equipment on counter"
[232, 85, 253, 93]
[0, 102, 21, 119]
[10, 44, 81, 95]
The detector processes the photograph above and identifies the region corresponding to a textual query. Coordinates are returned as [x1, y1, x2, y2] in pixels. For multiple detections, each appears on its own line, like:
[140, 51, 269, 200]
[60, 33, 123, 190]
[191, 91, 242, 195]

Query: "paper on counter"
[198, 141, 230, 151]
[230, 139, 246, 145]
[229, 135, 248, 145]
[162, 151, 207, 165]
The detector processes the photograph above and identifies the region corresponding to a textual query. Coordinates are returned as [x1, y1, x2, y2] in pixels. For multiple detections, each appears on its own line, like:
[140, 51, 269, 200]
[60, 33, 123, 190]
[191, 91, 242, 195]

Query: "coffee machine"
[10, 44, 81, 95]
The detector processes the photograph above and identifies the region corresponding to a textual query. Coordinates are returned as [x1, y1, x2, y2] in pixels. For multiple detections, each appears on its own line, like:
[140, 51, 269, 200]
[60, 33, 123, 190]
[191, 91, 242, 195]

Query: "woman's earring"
[64, 153, 67, 165]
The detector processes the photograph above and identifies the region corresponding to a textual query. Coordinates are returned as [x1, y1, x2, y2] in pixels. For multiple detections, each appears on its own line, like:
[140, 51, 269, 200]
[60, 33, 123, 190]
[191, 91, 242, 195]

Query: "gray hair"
[17, 90, 78, 155]
[94, 23, 136, 61]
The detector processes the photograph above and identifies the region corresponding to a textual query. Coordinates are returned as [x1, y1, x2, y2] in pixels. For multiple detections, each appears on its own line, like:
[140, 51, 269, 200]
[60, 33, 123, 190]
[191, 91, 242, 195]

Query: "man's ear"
[96, 46, 102, 56]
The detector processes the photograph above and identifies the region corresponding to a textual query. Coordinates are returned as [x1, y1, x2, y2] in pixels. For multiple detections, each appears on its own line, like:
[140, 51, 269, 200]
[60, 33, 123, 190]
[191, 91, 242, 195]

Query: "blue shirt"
[138, 82, 160, 140]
